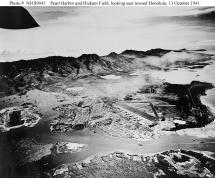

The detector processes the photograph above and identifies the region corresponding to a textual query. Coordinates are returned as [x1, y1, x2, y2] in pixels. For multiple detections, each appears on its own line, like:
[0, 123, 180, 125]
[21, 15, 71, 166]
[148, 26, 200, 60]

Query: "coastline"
[201, 89, 215, 115]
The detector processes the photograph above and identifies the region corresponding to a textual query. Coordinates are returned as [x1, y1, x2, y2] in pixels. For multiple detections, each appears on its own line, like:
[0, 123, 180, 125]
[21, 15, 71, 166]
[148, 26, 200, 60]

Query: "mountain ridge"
[0, 48, 174, 78]
[0, 48, 213, 96]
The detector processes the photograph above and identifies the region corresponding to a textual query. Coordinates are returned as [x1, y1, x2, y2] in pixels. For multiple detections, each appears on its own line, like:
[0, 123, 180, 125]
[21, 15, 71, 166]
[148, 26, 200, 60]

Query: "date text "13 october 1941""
[168, 1, 199, 5]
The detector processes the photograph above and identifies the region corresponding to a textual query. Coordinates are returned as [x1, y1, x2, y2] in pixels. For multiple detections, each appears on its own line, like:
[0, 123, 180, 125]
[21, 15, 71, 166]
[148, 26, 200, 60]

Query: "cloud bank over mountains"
[0, 7, 215, 62]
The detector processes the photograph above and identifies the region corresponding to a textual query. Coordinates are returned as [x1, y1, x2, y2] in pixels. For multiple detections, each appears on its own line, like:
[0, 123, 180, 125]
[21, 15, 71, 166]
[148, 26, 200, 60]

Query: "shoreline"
[201, 91, 215, 116]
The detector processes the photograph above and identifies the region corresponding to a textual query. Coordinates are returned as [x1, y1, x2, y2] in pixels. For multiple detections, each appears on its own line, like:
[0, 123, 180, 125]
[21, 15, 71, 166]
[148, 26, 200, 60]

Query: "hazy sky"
[0, 7, 215, 62]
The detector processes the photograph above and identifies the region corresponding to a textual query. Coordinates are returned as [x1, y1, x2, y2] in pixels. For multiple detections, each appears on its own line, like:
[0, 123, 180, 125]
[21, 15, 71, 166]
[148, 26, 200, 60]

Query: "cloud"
[133, 7, 215, 28]
[86, 75, 148, 99]
[196, 7, 215, 11]
[143, 51, 210, 68]
[167, 8, 215, 27]
[26, 7, 80, 23]
[192, 10, 215, 21]
[172, 9, 215, 25]
[1, 7, 215, 62]
[35, 10, 69, 21]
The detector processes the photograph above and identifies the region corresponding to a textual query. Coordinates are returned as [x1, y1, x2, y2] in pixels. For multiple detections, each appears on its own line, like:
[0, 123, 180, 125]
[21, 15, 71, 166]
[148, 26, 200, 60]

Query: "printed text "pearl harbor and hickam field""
[49, 1, 199, 5]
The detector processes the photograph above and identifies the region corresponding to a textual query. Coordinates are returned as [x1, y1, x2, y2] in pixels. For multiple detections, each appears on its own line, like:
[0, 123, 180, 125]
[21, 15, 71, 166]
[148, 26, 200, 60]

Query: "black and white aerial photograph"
[0, 5, 215, 178]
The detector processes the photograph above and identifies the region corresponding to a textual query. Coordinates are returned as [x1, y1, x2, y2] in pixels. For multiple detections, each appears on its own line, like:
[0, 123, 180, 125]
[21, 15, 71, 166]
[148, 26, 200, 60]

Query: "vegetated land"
[46, 149, 215, 178]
